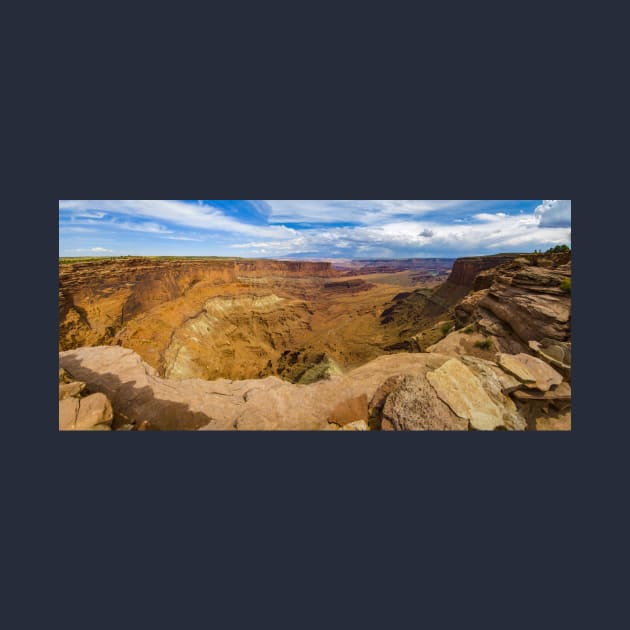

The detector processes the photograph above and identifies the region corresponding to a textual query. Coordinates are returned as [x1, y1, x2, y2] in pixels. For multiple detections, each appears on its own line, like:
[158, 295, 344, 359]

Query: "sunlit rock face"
[59, 257, 448, 381]
[58, 253, 571, 431]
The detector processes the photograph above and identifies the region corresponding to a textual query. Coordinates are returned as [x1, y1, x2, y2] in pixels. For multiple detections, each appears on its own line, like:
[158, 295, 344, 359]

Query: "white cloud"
[68, 247, 114, 253]
[265, 200, 464, 224]
[534, 200, 571, 227]
[59, 200, 296, 239]
[75, 211, 106, 219]
[114, 221, 173, 234]
[60, 200, 572, 258]
[231, 213, 570, 258]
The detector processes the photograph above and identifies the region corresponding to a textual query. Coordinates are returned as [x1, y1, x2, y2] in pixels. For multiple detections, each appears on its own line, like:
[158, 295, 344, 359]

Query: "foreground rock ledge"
[59, 346, 450, 430]
[58, 346, 567, 431]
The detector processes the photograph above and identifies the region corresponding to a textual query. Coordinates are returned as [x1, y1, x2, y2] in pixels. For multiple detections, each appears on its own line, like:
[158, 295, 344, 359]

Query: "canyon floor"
[58, 253, 571, 431]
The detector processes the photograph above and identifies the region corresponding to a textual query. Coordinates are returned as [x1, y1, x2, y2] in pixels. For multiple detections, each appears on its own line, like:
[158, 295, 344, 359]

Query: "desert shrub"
[559, 277, 571, 294]
[462, 324, 475, 334]
[440, 322, 453, 336]
[474, 337, 494, 350]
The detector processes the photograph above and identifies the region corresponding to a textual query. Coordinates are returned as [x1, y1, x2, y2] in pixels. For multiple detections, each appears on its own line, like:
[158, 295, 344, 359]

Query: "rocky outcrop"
[427, 358, 513, 430]
[497, 353, 563, 392]
[452, 252, 571, 359]
[378, 254, 523, 346]
[447, 254, 522, 288]
[59, 346, 451, 431]
[58, 345, 570, 431]
[480, 264, 571, 344]
[528, 340, 571, 377]
[58, 368, 113, 431]
[381, 375, 468, 431]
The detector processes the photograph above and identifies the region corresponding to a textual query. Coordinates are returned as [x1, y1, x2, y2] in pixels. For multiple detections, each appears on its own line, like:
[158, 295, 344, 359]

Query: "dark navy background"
[10, 1, 619, 628]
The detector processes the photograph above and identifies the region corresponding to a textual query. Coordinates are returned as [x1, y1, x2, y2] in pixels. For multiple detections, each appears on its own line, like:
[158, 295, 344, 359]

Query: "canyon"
[59, 252, 571, 431]
[59, 257, 454, 382]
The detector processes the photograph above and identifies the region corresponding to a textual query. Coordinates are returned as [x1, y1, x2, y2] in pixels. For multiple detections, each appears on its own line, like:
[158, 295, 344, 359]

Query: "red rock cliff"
[446, 254, 522, 287]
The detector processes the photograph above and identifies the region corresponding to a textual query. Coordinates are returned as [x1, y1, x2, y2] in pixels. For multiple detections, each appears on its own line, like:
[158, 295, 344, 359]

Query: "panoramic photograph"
[58, 200, 572, 431]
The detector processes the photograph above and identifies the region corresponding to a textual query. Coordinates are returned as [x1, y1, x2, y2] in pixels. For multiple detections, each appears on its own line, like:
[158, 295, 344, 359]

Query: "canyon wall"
[59, 253, 572, 431]
[446, 254, 522, 288]
[59, 257, 408, 380]
[378, 254, 522, 339]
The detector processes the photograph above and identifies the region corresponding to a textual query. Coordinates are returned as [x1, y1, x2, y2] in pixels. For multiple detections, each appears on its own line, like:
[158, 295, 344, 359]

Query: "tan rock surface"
[328, 394, 369, 426]
[339, 420, 369, 431]
[381, 375, 467, 431]
[512, 381, 571, 401]
[497, 353, 563, 392]
[368, 375, 406, 430]
[59, 346, 451, 431]
[427, 331, 499, 358]
[479, 258, 571, 344]
[458, 356, 526, 430]
[59, 392, 113, 431]
[534, 410, 571, 431]
[59, 381, 86, 400]
[426, 359, 505, 431]
[59, 398, 80, 431]
[75, 393, 113, 431]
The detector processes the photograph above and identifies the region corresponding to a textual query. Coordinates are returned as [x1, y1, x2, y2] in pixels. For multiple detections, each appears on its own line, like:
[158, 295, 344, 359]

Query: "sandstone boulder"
[59, 392, 113, 431]
[75, 393, 113, 430]
[368, 375, 406, 430]
[381, 375, 467, 431]
[59, 398, 80, 431]
[458, 356, 526, 430]
[426, 359, 507, 430]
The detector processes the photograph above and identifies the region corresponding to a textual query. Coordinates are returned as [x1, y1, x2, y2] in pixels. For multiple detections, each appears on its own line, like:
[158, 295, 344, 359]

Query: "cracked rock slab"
[497, 353, 563, 392]
[426, 358, 505, 430]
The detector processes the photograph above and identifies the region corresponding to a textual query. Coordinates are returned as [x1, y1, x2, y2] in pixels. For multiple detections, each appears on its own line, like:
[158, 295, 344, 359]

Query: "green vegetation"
[462, 324, 475, 334]
[474, 337, 494, 350]
[544, 244, 570, 254]
[559, 277, 571, 294]
[440, 322, 454, 336]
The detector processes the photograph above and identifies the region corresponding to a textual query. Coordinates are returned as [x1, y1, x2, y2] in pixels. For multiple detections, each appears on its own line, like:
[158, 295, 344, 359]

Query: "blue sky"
[59, 200, 571, 259]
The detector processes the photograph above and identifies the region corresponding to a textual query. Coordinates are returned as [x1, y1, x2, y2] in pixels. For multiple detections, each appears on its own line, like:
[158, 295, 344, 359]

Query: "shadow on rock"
[60, 352, 222, 431]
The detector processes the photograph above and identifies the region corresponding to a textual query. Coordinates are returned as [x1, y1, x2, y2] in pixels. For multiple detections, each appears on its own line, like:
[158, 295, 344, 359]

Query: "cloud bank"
[59, 200, 571, 258]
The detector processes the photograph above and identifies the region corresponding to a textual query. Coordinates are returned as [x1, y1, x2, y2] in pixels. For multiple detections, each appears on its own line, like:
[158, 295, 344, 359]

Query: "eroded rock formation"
[452, 252, 571, 349]
[59, 257, 414, 381]
[58, 252, 572, 431]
